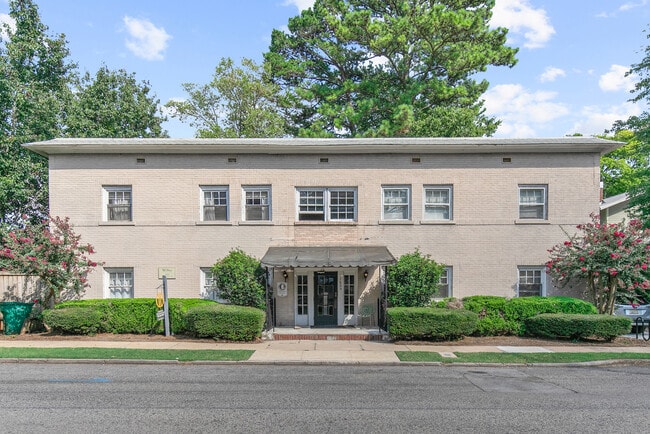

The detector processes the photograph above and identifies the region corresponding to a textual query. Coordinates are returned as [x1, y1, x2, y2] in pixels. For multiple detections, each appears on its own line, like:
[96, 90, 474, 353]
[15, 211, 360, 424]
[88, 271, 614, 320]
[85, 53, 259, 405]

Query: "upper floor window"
[519, 185, 547, 219]
[106, 268, 134, 298]
[382, 186, 411, 220]
[518, 267, 545, 297]
[104, 186, 132, 222]
[424, 186, 452, 221]
[438, 267, 453, 298]
[297, 188, 357, 221]
[201, 186, 228, 221]
[243, 186, 271, 221]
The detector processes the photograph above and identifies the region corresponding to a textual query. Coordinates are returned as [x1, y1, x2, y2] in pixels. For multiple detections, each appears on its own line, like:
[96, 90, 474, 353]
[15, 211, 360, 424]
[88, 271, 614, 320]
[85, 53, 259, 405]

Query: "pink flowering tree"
[0, 216, 100, 306]
[546, 216, 650, 314]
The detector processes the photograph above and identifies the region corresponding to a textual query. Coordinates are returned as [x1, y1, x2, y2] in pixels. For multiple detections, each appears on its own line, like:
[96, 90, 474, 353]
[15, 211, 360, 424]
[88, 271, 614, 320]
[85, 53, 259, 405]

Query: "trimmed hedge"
[42, 308, 102, 335]
[51, 298, 218, 334]
[184, 304, 265, 341]
[524, 314, 632, 341]
[462, 296, 598, 336]
[387, 307, 478, 341]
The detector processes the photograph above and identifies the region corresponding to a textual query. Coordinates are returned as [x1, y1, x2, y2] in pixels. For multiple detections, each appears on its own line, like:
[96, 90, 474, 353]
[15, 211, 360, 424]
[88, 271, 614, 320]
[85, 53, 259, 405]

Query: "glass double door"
[314, 272, 337, 327]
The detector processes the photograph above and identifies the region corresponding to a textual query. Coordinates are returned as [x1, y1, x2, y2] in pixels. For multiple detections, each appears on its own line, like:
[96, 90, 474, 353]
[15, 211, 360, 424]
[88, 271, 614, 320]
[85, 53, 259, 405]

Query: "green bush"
[42, 308, 102, 335]
[387, 307, 478, 341]
[524, 314, 632, 341]
[212, 249, 266, 309]
[462, 296, 518, 335]
[184, 304, 265, 341]
[387, 250, 445, 307]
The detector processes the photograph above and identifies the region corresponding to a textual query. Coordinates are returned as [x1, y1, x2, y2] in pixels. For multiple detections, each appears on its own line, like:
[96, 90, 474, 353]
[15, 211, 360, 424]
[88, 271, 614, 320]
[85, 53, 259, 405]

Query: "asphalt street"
[0, 363, 648, 433]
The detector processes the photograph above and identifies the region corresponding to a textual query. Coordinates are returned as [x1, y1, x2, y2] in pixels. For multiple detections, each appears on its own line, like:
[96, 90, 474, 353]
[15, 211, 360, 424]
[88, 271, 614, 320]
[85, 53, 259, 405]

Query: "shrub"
[387, 307, 478, 341]
[387, 250, 445, 307]
[184, 304, 265, 341]
[462, 296, 518, 336]
[42, 307, 102, 335]
[524, 313, 632, 341]
[212, 249, 266, 309]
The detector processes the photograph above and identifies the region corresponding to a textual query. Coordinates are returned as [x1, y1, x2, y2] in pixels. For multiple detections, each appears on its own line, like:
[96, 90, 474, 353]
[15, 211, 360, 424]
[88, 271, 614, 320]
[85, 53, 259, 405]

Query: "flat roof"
[23, 137, 621, 156]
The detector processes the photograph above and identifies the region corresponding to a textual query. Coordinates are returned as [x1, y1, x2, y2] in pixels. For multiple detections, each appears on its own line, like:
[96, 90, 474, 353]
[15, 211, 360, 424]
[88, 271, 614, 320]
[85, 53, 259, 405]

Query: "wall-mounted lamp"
[283, 270, 289, 281]
[363, 270, 369, 281]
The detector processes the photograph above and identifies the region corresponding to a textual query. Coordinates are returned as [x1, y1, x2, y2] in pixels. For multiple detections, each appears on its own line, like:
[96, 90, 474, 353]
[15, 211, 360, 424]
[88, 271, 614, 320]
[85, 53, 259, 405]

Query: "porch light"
[283, 270, 289, 281]
[363, 270, 369, 281]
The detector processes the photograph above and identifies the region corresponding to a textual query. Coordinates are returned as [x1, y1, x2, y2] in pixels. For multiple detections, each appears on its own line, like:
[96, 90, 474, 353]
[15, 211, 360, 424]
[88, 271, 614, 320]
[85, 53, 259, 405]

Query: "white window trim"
[517, 266, 547, 297]
[423, 185, 453, 221]
[381, 185, 411, 221]
[518, 185, 548, 220]
[104, 267, 134, 299]
[296, 187, 357, 222]
[200, 185, 229, 222]
[436, 266, 453, 299]
[102, 185, 132, 222]
[242, 185, 272, 222]
[201, 267, 227, 302]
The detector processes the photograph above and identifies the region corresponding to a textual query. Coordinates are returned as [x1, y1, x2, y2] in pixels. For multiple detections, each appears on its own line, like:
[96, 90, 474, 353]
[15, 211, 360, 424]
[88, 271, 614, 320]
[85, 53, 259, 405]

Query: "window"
[201, 268, 226, 302]
[243, 186, 271, 221]
[424, 186, 452, 221]
[382, 186, 411, 220]
[438, 267, 453, 298]
[104, 186, 132, 221]
[297, 188, 357, 221]
[343, 274, 355, 315]
[518, 267, 545, 297]
[201, 186, 228, 221]
[297, 274, 308, 315]
[519, 185, 547, 219]
[106, 268, 133, 298]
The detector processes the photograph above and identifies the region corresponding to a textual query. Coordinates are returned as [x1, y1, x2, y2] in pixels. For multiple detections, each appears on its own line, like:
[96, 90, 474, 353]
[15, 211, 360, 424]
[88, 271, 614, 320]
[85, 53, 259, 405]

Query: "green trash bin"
[0, 302, 34, 335]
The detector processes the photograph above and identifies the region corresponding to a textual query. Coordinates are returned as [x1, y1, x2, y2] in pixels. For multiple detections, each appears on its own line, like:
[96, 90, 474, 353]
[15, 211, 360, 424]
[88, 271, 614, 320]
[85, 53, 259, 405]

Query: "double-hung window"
[201, 186, 229, 221]
[424, 186, 452, 221]
[438, 267, 453, 298]
[104, 186, 132, 222]
[201, 267, 226, 302]
[382, 186, 411, 221]
[518, 267, 545, 297]
[297, 188, 357, 221]
[519, 185, 547, 220]
[106, 268, 134, 298]
[243, 186, 271, 221]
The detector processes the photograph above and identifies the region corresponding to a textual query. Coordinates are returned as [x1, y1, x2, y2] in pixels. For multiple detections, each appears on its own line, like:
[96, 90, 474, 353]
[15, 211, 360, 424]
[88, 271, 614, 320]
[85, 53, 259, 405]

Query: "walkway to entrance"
[268, 327, 389, 342]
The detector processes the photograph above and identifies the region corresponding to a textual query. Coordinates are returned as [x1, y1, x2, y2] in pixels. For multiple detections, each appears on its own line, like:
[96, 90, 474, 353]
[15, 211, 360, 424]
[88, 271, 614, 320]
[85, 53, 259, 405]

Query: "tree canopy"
[264, 0, 517, 138]
[165, 57, 286, 138]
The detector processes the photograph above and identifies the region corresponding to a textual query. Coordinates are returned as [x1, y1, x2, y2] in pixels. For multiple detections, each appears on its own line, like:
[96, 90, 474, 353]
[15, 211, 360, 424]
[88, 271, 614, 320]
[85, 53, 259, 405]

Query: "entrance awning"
[260, 246, 396, 268]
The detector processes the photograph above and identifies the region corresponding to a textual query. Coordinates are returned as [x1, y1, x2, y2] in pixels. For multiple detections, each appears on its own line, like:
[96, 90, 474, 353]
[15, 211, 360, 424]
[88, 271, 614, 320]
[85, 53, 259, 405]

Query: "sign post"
[162, 275, 171, 336]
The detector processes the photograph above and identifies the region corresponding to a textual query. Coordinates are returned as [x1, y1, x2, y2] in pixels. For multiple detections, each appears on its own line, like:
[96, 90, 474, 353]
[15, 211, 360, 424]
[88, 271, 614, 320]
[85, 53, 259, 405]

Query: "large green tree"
[264, 0, 517, 138]
[165, 57, 286, 138]
[599, 129, 648, 198]
[65, 65, 168, 138]
[0, 0, 75, 224]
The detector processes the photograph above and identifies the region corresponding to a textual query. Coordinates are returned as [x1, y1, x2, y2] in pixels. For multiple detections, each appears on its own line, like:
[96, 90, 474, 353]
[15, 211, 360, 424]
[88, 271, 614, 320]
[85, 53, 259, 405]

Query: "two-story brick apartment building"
[25, 137, 618, 328]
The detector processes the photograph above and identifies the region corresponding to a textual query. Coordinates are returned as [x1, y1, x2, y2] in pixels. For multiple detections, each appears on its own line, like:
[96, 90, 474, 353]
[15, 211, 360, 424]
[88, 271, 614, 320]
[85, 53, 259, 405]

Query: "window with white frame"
[424, 186, 452, 221]
[382, 186, 411, 220]
[438, 267, 453, 298]
[297, 188, 357, 221]
[518, 267, 545, 297]
[201, 267, 225, 302]
[343, 274, 355, 315]
[296, 274, 309, 315]
[104, 186, 132, 221]
[106, 268, 134, 298]
[519, 185, 547, 219]
[243, 186, 271, 221]
[201, 186, 229, 221]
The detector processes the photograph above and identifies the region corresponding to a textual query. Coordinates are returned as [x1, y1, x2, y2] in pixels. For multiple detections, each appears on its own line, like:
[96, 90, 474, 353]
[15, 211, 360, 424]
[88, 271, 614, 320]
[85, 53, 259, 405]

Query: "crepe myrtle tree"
[0, 216, 100, 306]
[211, 248, 266, 310]
[546, 216, 650, 314]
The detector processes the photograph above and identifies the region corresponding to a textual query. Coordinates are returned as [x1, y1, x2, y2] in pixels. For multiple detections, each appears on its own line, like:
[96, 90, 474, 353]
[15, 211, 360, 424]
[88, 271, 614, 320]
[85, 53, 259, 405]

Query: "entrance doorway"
[314, 272, 337, 326]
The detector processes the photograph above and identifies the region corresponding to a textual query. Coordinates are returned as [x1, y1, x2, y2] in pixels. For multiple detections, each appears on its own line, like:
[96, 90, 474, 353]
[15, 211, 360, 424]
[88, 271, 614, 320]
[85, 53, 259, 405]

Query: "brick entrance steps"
[267, 327, 389, 341]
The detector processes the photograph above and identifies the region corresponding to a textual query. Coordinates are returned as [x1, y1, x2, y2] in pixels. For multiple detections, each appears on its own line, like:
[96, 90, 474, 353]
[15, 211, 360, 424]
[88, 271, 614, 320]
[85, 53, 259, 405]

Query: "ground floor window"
[438, 267, 452, 298]
[518, 267, 545, 297]
[200, 268, 224, 302]
[106, 268, 133, 298]
[343, 274, 355, 315]
[297, 274, 308, 315]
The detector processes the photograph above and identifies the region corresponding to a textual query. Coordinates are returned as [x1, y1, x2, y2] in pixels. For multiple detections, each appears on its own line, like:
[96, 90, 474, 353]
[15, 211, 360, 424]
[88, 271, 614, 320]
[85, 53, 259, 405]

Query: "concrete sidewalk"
[1, 338, 650, 364]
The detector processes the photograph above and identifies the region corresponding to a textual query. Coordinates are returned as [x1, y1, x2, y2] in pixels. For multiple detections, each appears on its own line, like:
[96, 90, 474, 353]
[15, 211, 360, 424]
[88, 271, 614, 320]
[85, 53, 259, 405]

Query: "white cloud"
[491, 0, 555, 49]
[569, 102, 642, 136]
[599, 64, 636, 92]
[282, 0, 315, 11]
[122, 16, 171, 61]
[0, 12, 15, 38]
[484, 83, 570, 137]
[620, 0, 649, 11]
[539, 66, 566, 83]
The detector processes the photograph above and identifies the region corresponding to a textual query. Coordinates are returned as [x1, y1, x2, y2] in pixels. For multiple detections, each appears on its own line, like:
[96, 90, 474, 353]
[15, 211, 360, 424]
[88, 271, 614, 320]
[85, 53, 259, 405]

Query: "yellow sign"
[155, 290, 164, 309]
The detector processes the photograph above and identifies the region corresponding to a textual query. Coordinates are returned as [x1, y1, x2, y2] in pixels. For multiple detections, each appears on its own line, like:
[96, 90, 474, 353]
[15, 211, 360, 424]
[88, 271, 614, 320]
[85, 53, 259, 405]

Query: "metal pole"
[162, 275, 170, 337]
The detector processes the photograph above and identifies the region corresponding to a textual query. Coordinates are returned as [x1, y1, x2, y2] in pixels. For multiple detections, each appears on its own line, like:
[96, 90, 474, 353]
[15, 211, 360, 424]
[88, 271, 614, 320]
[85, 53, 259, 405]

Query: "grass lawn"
[0, 347, 254, 362]
[396, 351, 650, 364]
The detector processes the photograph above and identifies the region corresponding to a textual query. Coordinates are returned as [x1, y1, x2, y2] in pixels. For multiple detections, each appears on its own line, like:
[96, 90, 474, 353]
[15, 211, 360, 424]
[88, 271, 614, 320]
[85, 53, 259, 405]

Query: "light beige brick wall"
[48, 151, 599, 302]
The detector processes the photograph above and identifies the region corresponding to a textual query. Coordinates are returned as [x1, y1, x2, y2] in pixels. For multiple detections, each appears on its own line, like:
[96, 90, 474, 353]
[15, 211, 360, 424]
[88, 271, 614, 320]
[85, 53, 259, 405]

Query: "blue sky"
[1, 0, 649, 138]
